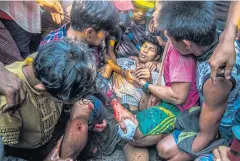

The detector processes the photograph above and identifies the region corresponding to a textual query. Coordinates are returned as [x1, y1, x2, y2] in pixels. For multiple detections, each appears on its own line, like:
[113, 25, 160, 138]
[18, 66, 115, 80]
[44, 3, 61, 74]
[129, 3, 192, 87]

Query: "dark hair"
[157, 1, 216, 46]
[34, 39, 96, 102]
[71, 0, 119, 32]
[143, 34, 163, 56]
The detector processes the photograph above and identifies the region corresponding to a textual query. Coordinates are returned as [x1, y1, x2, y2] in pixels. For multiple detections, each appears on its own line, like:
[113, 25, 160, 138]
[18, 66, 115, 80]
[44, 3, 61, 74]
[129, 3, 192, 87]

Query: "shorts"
[136, 102, 180, 136]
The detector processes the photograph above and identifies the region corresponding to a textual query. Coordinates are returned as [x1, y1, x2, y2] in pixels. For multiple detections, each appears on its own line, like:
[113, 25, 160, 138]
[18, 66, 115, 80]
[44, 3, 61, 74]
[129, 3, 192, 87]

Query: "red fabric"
[113, 0, 133, 11]
[0, 10, 12, 20]
[231, 137, 240, 152]
[163, 43, 199, 111]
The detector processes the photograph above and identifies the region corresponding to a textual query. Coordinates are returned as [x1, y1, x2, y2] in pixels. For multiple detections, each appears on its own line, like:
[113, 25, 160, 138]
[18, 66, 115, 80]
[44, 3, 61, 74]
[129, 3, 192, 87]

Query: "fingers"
[209, 58, 218, 86]
[224, 64, 234, 80]
[218, 146, 230, 161]
[51, 12, 62, 24]
[134, 69, 151, 79]
[50, 136, 63, 160]
[93, 119, 107, 132]
[145, 62, 156, 71]
[119, 121, 127, 133]
[56, 136, 64, 152]
[213, 148, 221, 160]
[53, 1, 64, 15]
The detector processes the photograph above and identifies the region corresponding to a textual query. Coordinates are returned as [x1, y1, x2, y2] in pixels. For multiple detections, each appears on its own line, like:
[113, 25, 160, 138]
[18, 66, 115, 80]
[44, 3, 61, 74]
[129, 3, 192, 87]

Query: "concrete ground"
[92, 149, 159, 161]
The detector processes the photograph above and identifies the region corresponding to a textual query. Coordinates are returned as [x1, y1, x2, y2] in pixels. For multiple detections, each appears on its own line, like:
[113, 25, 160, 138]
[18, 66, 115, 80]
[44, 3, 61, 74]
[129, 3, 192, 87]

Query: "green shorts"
[136, 102, 180, 136]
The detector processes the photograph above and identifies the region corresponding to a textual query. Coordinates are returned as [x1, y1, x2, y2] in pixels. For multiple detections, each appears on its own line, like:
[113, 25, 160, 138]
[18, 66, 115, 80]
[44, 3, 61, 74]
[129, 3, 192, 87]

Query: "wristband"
[142, 82, 150, 93]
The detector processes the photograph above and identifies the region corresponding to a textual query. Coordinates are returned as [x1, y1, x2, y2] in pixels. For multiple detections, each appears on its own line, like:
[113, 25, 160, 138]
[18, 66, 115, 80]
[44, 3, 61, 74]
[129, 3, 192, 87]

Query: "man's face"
[166, 32, 192, 56]
[133, 7, 147, 22]
[138, 42, 158, 63]
[87, 29, 109, 46]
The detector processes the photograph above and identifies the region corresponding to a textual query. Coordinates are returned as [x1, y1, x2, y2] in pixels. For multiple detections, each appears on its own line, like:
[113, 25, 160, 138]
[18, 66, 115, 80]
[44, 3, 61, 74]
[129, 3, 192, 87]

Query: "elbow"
[172, 97, 187, 105]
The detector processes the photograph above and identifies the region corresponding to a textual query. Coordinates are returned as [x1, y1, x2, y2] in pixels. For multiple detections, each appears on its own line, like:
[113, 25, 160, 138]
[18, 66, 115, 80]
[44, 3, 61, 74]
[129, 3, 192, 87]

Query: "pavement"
[91, 149, 159, 161]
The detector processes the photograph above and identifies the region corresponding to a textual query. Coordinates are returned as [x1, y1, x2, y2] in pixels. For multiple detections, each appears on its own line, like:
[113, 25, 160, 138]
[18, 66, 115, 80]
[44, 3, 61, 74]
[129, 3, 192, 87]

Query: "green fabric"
[136, 102, 180, 136]
[189, 106, 201, 113]
[178, 132, 197, 144]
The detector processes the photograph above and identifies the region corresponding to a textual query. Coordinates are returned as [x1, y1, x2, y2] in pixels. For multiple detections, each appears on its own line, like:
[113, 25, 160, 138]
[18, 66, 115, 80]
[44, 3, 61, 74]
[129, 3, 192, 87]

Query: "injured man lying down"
[101, 34, 163, 113]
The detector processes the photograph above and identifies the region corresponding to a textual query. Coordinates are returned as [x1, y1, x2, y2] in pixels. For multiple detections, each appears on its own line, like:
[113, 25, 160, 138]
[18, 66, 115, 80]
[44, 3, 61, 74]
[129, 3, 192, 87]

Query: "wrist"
[221, 25, 238, 42]
[142, 82, 151, 93]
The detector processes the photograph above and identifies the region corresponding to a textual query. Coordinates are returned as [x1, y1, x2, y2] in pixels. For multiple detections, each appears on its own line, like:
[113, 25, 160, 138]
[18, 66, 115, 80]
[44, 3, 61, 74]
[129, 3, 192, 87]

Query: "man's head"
[132, 0, 154, 23]
[156, 1, 216, 56]
[34, 39, 96, 103]
[70, 0, 119, 46]
[138, 35, 162, 63]
[132, 6, 148, 23]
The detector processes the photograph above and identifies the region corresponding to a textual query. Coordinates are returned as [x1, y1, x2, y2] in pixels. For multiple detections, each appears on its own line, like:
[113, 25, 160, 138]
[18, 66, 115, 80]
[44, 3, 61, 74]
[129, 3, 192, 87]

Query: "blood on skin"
[88, 103, 94, 111]
[111, 99, 122, 122]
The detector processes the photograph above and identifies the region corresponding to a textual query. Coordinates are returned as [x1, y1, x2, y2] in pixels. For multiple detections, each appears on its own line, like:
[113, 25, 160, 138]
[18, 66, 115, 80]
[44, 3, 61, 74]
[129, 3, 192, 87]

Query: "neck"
[135, 19, 145, 25]
[67, 26, 87, 43]
[22, 65, 39, 88]
[195, 46, 210, 56]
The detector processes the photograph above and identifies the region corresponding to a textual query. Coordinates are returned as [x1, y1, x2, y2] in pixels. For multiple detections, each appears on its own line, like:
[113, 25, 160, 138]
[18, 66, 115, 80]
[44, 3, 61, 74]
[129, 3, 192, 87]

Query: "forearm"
[96, 73, 117, 107]
[222, 2, 240, 40]
[192, 130, 217, 153]
[148, 84, 186, 105]
[139, 92, 150, 110]
[192, 101, 227, 152]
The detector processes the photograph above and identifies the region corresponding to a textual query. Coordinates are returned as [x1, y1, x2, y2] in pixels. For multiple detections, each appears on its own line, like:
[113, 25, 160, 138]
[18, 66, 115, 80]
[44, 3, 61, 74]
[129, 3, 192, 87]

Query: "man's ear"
[182, 39, 191, 50]
[34, 83, 46, 91]
[154, 55, 161, 61]
[86, 28, 94, 39]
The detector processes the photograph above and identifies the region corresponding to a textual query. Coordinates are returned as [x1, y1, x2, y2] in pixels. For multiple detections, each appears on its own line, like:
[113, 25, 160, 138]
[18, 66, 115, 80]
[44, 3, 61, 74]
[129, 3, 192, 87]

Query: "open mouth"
[140, 54, 146, 59]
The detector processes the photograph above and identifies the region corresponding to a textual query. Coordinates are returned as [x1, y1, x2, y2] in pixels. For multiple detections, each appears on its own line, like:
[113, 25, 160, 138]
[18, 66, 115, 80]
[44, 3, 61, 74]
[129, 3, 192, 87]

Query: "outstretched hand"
[36, 0, 64, 24]
[209, 33, 236, 85]
[0, 62, 25, 114]
[44, 136, 73, 161]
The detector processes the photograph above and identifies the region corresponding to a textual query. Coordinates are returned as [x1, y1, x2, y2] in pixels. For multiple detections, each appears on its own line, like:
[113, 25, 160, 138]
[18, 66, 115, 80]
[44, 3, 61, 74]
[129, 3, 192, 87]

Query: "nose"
[137, 9, 144, 16]
[143, 47, 148, 54]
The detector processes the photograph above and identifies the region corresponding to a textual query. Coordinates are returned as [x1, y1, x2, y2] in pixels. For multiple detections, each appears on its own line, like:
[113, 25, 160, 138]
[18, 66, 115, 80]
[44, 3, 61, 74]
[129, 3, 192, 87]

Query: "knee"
[156, 141, 172, 159]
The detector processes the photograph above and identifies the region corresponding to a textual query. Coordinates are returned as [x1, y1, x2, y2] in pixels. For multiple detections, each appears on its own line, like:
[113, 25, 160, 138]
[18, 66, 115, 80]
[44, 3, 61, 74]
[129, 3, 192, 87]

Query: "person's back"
[0, 39, 96, 149]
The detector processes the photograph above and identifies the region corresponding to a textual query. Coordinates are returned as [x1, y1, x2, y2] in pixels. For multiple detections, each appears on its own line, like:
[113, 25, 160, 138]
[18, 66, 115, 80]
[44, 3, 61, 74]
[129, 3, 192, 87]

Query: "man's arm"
[135, 66, 191, 106]
[209, 1, 240, 84]
[148, 82, 190, 105]
[192, 78, 232, 152]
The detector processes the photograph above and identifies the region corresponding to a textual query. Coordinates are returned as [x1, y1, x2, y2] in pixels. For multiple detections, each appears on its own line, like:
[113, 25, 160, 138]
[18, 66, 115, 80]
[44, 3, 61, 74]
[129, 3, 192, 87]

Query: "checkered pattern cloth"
[113, 58, 158, 107]
[40, 24, 68, 46]
[40, 23, 105, 68]
[0, 20, 23, 65]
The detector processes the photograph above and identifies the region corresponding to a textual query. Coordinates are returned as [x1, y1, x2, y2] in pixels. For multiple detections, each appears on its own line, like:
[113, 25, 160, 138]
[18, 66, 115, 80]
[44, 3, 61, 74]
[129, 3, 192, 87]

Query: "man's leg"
[156, 134, 179, 160]
[123, 143, 149, 161]
[1, 19, 32, 59]
[0, 20, 23, 65]
[156, 134, 192, 161]
[130, 134, 165, 147]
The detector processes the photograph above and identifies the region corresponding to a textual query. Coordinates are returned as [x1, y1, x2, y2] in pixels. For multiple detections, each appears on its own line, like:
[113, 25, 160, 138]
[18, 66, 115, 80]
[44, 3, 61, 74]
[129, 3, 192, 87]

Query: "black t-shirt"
[214, 1, 231, 21]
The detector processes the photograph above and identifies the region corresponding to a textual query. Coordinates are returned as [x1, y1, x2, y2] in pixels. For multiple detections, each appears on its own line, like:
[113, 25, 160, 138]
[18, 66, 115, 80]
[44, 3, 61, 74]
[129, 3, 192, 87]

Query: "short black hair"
[34, 39, 96, 102]
[158, 1, 216, 46]
[143, 34, 163, 56]
[71, 0, 119, 32]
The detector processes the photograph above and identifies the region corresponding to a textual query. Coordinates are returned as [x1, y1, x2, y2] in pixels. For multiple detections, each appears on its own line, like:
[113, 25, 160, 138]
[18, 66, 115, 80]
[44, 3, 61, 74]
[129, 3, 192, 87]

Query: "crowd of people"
[0, 1, 239, 161]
